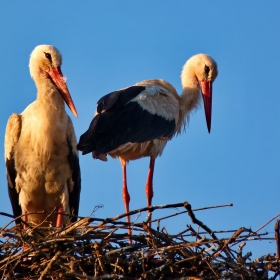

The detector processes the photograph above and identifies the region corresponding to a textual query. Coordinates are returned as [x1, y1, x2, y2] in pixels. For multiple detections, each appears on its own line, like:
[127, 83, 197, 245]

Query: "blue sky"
[1, 2, 280, 259]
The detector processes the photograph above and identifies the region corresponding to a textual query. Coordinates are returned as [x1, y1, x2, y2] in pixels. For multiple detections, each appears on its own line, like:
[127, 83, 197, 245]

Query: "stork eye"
[205, 65, 210, 75]
[44, 52, 52, 63]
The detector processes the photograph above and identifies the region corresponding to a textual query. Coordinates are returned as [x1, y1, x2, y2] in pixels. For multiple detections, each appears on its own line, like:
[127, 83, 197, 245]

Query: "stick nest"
[0, 201, 279, 279]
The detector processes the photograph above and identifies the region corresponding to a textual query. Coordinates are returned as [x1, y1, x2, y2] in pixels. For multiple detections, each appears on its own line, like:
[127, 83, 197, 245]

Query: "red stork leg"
[56, 205, 63, 227]
[145, 157, 155, 225]
[22, 211, 29, 260]
[120, 159, 132, 239]
[23, 210, 28, 229]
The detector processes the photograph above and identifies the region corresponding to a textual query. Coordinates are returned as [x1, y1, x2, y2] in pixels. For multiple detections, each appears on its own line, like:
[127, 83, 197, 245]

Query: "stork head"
[181, 54, 218, 133]
[29, 45, 78, 117]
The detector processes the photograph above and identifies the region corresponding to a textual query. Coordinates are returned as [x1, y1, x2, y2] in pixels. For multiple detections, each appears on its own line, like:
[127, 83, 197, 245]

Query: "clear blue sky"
[1, 2, 280, 258]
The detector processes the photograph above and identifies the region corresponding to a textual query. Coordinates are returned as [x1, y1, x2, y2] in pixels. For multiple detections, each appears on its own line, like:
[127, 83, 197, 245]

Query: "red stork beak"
[48, 67, 78, 117]
[200, 80, 212, 133]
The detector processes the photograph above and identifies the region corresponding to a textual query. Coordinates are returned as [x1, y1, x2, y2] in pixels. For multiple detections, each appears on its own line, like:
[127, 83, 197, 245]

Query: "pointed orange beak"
[48, 67, 78, 117]
[200, 80, 212, 133]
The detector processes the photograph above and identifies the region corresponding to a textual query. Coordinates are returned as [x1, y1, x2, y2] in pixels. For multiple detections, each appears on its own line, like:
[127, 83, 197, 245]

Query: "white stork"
[77, 53, 218, 228]
[5, 45, 81, 227]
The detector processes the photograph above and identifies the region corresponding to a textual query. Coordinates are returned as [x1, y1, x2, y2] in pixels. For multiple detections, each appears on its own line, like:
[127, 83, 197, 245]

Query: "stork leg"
[23, 211, 28, 229]
[22, 211, 29, 261]
[120, 159, 132, 239]
[56, 205, 63, 227]
[145, 157, 155, 225]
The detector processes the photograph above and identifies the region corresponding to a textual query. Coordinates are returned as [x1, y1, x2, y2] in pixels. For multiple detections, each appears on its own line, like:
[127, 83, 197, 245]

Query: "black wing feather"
[97, 86, 146, 113]
[68, 141, 81, 223]
[77, 86, 146, 154]
[6, 157, 22, 224]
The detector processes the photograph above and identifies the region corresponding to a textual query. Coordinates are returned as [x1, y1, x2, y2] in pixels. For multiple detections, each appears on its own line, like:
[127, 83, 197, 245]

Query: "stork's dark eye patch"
[205, 65, 210, 75]
[44, 52, 52, 64]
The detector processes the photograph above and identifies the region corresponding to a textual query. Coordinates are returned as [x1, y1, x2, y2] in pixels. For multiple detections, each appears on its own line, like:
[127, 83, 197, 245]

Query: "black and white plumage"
[79, 85, 176, 157]
[5, 45, 81, 227]
[77, 53, 218, 230]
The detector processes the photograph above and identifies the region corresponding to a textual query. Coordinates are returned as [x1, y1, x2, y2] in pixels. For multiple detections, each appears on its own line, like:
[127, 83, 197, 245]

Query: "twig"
[183, 201, 218, 240]
[38, 250, 61, 280]
[255, 212, 280, 233]
[151, 203, 233, 223]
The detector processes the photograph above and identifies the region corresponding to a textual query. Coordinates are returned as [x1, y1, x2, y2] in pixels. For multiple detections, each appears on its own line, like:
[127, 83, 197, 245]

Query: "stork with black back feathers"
[5, 45, 81, 227]
[77, 53, 218, 231]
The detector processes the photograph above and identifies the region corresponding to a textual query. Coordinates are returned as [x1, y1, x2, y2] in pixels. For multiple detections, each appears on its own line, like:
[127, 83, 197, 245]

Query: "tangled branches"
[0, 201, 279, 279]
